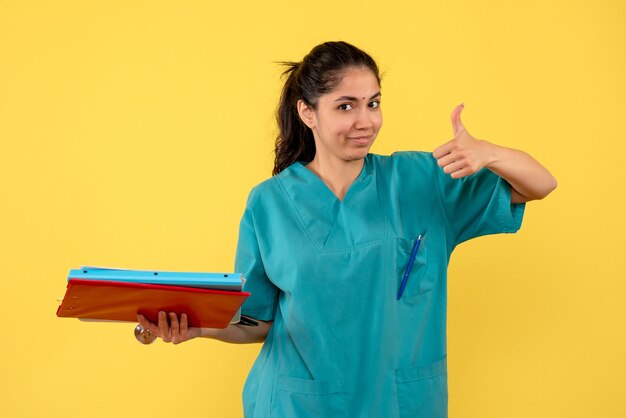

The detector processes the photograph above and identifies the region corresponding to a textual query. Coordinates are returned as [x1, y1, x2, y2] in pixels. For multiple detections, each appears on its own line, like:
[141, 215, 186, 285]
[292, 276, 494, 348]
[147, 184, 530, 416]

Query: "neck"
[306, 156, 365, 201]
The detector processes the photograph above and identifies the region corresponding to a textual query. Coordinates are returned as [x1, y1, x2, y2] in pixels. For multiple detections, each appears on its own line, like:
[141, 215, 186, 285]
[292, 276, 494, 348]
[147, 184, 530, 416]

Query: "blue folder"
[69, 267, 243, 291]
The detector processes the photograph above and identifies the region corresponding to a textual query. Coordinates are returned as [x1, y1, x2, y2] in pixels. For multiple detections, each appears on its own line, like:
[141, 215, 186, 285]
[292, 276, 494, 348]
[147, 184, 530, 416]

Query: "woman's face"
[299, 66, 382, 164]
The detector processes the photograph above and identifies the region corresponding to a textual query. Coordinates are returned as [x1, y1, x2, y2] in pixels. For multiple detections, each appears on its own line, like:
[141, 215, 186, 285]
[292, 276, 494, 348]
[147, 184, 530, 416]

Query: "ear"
[297, 99, 316, 129]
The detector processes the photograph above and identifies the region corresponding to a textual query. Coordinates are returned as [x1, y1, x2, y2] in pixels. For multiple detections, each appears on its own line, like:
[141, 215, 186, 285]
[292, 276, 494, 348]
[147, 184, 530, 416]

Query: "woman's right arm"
[137, 311, 271, 345]
[198, 320, 272, 344]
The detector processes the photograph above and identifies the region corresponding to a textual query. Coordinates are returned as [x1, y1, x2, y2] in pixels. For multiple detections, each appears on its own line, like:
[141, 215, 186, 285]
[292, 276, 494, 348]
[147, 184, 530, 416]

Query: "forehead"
[325, 67, 380, 98]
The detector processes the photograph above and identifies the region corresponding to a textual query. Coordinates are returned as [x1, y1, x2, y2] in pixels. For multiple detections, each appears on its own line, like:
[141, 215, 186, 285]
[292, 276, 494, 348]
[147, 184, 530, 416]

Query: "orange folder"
[57, 278, 251, 328]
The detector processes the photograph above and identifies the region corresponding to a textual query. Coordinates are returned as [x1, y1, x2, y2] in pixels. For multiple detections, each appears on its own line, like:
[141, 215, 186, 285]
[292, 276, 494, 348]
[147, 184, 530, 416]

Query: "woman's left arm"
[433, 104, 557, 204]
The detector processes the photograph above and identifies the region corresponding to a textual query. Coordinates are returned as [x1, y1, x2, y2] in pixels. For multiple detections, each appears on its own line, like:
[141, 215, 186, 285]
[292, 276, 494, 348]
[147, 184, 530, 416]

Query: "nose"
[354, 107, 374, 131]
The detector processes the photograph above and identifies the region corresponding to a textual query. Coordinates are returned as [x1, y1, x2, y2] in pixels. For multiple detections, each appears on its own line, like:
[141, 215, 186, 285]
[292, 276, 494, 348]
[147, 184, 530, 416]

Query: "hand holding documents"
[56, 267, 251, 329]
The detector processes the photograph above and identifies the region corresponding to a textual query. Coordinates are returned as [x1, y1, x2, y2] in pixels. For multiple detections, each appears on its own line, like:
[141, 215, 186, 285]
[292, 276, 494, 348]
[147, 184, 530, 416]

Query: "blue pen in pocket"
[397, 234, 424, 300]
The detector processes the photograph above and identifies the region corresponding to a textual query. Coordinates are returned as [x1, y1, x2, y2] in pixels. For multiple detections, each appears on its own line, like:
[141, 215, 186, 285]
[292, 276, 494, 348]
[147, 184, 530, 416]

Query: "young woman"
[138, 41, 556, 417]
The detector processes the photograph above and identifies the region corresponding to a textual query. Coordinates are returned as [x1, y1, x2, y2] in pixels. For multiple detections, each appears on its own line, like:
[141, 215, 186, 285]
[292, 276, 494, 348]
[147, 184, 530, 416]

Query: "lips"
[347, 135, 372, 145]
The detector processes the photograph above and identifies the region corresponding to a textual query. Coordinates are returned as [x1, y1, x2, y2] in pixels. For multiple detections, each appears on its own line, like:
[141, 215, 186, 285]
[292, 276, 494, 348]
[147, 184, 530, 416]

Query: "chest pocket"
[396, 234, 434, 303]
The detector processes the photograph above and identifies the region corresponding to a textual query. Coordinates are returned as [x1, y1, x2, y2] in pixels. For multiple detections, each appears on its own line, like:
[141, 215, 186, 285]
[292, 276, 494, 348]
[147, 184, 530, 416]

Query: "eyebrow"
[334, 91, 381, 102]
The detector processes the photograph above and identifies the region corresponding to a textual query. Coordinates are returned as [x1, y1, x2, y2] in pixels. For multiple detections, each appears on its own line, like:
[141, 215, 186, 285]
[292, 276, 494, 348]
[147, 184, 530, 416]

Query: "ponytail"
[273, 63, 316, 176]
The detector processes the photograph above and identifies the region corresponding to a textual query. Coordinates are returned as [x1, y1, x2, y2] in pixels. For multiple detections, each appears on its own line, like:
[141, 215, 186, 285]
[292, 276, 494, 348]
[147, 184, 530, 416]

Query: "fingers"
[157, 311, 171, 342]
[169, 312, 185, 345]
[437, 152, 481, 178]
[434, 105, 486, 178]
[450, 103, 466, 136]
[434, 142, 482, 179]
[432, 140, 453, 160]
[439, 159, 465, 175]
[180, 313, 189, 337]
[137, 313, 160, 336]
[437, 157, 473, 179]
[136, 311, 191, 344]
[449, 166, 474, 179]
[434, 148, 455, 167]
[169, 312, 179, 331]
[435, 104, 469, 159]
[433, 137, 467, 172]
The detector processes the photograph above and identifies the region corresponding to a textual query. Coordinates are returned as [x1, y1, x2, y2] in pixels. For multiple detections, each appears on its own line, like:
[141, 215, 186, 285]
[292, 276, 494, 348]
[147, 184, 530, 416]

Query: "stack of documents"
[56, 267, 250, 328]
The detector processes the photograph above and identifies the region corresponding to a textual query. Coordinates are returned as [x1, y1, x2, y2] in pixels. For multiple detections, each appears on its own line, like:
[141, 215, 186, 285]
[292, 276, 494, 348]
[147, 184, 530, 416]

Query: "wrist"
[197, 328, 215, 338]
[481, 139, 503, 169]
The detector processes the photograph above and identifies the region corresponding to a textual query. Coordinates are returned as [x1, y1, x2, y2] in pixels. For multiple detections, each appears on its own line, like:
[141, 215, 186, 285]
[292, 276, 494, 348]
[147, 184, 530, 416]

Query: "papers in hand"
[73, 267, 244, 291]
[56, 267, 250, 328]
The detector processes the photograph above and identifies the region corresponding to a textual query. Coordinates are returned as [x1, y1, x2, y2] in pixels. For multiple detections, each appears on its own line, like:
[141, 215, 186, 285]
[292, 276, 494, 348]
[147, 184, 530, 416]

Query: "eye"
[369, 100, 381, 108]
[338, 103, 354, 111]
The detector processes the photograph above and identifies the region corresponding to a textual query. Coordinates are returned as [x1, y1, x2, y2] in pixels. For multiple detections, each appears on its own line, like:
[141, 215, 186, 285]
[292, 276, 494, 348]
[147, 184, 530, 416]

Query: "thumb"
[450, 103, 466, 136]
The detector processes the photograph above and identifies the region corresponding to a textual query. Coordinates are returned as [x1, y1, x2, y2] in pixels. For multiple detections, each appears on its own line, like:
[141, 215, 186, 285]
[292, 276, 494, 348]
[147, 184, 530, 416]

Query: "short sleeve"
[435, 166, 525, 246]
[234, 191, 279, 321]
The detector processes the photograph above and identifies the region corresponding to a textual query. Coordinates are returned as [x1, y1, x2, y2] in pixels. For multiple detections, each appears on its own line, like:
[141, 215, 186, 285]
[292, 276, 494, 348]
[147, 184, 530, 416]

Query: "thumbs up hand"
[432, 104, 493, 179]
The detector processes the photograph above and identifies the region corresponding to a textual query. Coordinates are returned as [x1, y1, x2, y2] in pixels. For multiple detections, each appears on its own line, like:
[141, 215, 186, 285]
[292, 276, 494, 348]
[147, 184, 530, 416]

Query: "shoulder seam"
[432, 157, 456, 246]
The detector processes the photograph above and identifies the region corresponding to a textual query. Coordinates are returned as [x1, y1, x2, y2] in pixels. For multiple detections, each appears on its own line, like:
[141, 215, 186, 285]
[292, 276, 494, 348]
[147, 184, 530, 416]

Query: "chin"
[345, 149, 370, 161]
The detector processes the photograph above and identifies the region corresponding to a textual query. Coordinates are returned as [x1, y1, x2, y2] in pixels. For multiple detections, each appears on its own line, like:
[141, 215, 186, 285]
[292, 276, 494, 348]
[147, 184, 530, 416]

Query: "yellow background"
[1, 1, 624, 417]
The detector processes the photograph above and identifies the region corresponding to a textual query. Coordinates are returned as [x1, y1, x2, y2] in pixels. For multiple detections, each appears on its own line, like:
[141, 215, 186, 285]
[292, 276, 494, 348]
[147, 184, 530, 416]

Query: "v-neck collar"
[293, 155, 373, 203]
[276, 155, 387, 253]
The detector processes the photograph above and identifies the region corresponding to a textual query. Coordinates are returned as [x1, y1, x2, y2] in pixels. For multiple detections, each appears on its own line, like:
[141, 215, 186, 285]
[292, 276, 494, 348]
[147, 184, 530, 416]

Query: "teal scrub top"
[235, 152, 525, 418]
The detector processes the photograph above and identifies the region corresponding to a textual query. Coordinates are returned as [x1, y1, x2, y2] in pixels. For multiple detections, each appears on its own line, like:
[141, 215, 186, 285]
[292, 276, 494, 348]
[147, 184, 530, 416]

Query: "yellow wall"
[1, 1, 624, 417]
